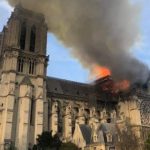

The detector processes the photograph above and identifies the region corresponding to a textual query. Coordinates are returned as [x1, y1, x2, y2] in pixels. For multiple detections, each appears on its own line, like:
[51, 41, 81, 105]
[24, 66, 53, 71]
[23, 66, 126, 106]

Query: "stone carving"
[111, 110, 117, 120]
[37, 57, 46, 64]
[79, 106, 84, 116]
[91, 107, 96, 116]
[25, 86, 32, 98]
[52, 102, 58, 113]
[4, 50, 18, 58]
[37, 87, 43, 99]
[8, 84, 15, 95]
[66, 104, 72, 115]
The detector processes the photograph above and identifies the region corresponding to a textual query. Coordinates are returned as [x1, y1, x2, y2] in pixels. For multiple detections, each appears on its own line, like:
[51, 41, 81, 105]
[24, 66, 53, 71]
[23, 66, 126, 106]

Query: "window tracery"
[29, 59, 36, 75]
[18, 57, 24, 73]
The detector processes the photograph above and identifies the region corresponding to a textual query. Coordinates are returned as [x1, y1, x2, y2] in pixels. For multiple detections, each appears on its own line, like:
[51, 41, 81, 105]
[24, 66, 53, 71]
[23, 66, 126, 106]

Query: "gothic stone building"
[0, 5, 150, 150]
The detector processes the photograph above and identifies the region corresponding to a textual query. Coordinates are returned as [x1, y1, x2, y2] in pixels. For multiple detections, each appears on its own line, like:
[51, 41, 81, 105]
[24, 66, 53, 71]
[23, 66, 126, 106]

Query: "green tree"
[35, 132, 78, 150]
[35, 131, 62, 150]
[52, 134, 62, 150]
[60, 142, 78, 150]
[36, 131, 53, 149]
[145, 134, 150, 150]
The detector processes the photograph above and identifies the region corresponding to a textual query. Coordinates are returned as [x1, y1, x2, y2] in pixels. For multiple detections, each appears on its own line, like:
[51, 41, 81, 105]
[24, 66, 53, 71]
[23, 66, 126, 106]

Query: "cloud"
[0, 0, 13, 11]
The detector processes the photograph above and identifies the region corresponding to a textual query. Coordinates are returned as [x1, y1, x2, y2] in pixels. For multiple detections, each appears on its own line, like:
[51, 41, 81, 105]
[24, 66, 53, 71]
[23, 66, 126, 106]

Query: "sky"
[0, 0, 150, 83]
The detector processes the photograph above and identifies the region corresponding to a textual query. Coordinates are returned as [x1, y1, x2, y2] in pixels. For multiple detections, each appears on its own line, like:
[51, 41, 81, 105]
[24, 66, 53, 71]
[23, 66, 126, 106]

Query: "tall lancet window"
[20, 22, 26, 50]
[30, 98, 35, 126]
[30, 25, 36, 52]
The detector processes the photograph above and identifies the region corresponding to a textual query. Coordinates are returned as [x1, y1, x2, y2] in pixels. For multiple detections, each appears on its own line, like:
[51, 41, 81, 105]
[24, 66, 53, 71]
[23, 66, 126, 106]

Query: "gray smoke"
[7, 0, 149, 83]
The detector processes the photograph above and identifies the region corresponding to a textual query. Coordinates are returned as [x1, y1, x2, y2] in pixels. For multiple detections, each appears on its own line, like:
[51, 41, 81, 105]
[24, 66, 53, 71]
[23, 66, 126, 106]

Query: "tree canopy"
[34, 131, 78, 150]
[60, 142, 78, 150]
[145, 134, 150, 150]
[34, 131, 61, 150]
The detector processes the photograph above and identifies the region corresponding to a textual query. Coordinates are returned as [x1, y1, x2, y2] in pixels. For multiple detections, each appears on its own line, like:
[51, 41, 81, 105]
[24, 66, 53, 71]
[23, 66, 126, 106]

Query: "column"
[33, 78, 45, 144]
[15, 84, 32, 150]
[63, 104, 72, 141]
[50, 101, 58, 136]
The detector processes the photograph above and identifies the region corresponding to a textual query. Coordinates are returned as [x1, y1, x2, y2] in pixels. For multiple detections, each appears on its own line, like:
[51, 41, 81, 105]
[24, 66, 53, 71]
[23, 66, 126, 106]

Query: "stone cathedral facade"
[0, 5, 150, 150]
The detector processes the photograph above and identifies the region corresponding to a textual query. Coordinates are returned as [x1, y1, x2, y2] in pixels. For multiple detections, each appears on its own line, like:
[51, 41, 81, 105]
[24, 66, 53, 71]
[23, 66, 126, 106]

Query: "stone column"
[33, 77, 45, 144]
[77, 106, 85, 125]
[32, 56, 46, 144]
[100, 109, 107, 123]
[15, 83, 33, 150]
[0, 50, 18, 149]
[63, 104, 72, 141]
[89, 107, 99, 130]
[0, 94, 16, 149]
[50, 101, 58, 136]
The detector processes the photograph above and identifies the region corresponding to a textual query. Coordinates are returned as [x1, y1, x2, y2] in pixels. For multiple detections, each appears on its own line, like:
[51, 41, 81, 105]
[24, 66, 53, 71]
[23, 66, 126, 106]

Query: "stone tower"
[0, 5, 48, 150]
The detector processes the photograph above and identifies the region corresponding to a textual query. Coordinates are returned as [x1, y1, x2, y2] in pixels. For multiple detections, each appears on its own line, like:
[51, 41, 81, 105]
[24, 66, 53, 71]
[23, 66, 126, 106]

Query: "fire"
[114, 80, 130, 92]
[92, 64, 130, 92]
[92, 65, 111, 78]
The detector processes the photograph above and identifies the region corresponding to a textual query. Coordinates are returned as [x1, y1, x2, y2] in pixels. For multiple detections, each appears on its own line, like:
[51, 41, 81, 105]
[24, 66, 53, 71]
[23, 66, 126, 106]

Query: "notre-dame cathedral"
[0, 5, 150, 150]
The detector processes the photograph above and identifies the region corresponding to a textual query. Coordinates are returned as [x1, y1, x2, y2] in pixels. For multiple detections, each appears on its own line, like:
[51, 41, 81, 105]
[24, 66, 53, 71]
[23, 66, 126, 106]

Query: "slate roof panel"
[79, 124, 92, 144]
[46, 76, 93, 99]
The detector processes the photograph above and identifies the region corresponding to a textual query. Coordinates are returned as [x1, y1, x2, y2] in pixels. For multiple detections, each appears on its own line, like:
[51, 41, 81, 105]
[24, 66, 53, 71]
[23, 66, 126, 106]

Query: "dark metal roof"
[100, 123, 116, 134]
[79, 125, 105, 145]
[46, 76, 94, 100]
[97, 130, 105, 144]
[99, 123, 117, 144]
[46, 76, 121, 103]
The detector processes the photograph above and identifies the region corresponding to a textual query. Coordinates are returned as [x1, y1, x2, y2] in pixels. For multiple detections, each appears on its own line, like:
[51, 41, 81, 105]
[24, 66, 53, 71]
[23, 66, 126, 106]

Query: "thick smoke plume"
[7, 0, 149, 83]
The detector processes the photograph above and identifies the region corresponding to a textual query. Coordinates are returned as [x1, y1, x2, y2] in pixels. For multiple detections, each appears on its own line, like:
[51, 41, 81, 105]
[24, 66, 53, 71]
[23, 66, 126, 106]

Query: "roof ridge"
[47, 76, 91, 86]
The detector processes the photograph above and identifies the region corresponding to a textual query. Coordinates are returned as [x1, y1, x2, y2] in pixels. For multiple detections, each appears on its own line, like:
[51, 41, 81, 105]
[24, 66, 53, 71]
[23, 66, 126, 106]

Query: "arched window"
[30, 25, 36, 52]
[18, 58, 24, 73]
[30, 98, 35, 126]
[29, 59, 35, 75]
[20, 22, 26, 50]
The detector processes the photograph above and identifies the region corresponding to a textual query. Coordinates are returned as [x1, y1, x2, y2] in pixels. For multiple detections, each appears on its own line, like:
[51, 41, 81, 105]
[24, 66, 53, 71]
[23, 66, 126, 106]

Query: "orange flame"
[92, 65, 111, 78]
[114, 80, 130, 91]
[92, 64, 130, 92]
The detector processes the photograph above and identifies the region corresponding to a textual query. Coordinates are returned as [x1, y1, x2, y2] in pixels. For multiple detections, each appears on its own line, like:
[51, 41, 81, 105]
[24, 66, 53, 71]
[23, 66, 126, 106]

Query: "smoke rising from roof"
[7, 0, 149, 83]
